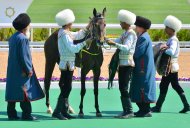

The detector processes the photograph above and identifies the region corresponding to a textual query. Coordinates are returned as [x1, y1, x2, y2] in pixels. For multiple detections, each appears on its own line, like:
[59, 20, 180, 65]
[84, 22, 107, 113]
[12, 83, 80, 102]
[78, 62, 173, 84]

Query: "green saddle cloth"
[108, 49, 120, 89]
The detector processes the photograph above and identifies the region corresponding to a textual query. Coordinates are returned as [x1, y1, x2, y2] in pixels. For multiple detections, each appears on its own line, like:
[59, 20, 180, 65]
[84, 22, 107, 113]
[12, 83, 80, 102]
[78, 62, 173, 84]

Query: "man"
[6, 13, 45, 120]
[107, 9, 137, 118]
[52, 9, 91, 120]
[151, 15, 190, 113]
[130, 16, 156, 117]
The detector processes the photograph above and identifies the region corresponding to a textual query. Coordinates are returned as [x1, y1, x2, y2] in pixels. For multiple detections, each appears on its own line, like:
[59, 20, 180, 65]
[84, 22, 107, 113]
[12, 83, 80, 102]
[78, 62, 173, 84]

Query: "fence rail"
[1, 23, 190, 42]
[1, 23, 190, 50]
[1, 23, 190, 29]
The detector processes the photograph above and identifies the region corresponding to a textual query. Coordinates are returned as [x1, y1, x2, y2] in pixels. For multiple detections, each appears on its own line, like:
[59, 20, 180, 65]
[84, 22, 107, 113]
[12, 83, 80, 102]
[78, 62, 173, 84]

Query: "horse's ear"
[93, 8, 97, 17]
[102, 7, 106, 17]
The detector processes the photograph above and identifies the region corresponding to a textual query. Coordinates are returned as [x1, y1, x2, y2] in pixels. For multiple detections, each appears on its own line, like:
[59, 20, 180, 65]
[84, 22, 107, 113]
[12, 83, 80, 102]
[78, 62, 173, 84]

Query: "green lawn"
[27, 0, 190, 23]
[0, 87, 190, 128]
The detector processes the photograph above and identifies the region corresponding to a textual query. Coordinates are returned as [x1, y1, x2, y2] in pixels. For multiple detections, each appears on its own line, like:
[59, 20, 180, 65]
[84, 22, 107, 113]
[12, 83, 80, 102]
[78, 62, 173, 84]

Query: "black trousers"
[59, 69, 74, 98]
[159, 72, 184, 95]
[118, 66, 133, 98]
[7, 101, 31, 118]
[136, 102, 150, 113]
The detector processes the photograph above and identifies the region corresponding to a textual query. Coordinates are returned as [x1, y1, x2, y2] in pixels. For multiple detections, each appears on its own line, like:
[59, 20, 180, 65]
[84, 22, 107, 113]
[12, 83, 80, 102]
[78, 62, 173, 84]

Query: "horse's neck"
[87, 40, 102, 52]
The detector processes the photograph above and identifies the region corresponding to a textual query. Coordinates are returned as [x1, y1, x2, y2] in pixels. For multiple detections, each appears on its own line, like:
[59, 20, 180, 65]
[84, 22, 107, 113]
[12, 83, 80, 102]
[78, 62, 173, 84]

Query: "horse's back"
[44, 30, 59, 61]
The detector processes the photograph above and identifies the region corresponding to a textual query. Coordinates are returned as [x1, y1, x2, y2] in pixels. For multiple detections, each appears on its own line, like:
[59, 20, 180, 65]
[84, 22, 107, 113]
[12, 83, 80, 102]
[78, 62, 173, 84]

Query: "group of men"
[4, 8, 190, 121]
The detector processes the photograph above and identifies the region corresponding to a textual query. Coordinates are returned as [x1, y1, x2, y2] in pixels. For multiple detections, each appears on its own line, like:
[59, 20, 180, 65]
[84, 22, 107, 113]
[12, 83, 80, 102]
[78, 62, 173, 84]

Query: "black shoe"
[179, 106, 190, 113]
[134, 110, 142, 116]
[62, 98, 76, 119]
[115, 112, 134, 119]
[179, 94, 190, 113]
[151, 106, 161, 113]
[135, 111, 152, 117]
[144, 112, 152, 117]
[22, 115, 37, 121]
[119, 97, 134, 119]
[52, 113, 68, 120]
[62, 113, 76, 119]
[8, 116, 20, 120]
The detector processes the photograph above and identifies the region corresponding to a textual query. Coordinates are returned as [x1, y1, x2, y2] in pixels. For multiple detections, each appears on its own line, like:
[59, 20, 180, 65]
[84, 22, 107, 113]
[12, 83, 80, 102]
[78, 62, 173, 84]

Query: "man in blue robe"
[6, 13, 45, 120]
[130, 16, 156, 117]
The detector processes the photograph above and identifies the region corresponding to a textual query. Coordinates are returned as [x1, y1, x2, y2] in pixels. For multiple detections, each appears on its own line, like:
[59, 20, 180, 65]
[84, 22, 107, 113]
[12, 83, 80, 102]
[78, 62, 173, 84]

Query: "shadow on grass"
[0, 111, 54, 121]
[3, 111, 177, 120]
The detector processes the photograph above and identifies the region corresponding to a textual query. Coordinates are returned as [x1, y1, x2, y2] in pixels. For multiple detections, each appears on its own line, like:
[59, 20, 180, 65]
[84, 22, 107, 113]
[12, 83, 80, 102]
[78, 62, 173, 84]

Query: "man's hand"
[160, 44, 168, 49]
[86, 21, 92, 30]
[106, 39, 116, 45]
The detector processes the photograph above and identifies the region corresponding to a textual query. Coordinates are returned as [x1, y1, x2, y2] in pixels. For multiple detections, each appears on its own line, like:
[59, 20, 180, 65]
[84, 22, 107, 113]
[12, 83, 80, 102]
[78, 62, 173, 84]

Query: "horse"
[78, 8, 106, 117]
[43, 8, 106, 117]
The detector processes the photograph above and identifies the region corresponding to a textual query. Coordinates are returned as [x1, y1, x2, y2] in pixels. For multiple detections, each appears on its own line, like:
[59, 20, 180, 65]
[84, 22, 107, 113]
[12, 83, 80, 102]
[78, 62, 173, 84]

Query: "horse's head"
[89, 8, 106, 46]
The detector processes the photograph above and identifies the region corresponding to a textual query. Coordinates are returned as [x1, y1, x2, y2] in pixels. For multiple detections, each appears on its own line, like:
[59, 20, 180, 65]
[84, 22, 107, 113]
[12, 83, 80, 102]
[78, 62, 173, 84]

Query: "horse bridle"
[86, 16, 111, 50]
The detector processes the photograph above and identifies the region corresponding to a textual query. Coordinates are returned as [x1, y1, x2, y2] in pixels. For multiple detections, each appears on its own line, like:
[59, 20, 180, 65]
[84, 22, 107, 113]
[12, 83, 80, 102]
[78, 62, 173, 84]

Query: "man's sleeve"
[61, 34, 86, 54]
[71, 29, 87, 40]
[165, 40, 177, 56]
[19, 38, 33, 74]
[115, 34, 135, 52]
[134, 37, 148, 58]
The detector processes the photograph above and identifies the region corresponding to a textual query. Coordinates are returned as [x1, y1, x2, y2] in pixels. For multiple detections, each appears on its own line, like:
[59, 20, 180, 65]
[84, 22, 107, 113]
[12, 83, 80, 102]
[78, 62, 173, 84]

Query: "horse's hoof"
[47, 106, 53, 114]
[78, 113, 84, 118]
[96, 112, 102, 117]
[68, 106, 75, 114]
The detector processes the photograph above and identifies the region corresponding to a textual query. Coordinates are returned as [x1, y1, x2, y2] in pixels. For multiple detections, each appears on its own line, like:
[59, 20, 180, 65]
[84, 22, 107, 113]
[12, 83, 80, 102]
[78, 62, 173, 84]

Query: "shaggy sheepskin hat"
[135, 16, 151, 29]
[117, 10, 136, 25]
[55, 9, 75, 26]
[12, 13, 31, 31]
[164, 15, 182, 32]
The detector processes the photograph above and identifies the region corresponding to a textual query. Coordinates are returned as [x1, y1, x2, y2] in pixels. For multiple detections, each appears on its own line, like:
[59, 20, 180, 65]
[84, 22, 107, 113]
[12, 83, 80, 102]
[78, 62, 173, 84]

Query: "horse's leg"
[78, 67, 90, 118]
[92, 67, 102, 117]
[44, 59, 56, 114]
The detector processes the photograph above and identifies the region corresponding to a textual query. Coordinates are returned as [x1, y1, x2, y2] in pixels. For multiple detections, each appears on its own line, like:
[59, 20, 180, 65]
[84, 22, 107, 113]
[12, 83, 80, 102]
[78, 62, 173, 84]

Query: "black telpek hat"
[12, 13, 31, 31]
[135, 16, 151, 29]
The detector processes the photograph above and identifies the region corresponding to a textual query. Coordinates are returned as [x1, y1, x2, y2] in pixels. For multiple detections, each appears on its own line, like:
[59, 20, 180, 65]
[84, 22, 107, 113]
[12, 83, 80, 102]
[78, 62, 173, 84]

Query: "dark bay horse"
[44, 8, 106, 117]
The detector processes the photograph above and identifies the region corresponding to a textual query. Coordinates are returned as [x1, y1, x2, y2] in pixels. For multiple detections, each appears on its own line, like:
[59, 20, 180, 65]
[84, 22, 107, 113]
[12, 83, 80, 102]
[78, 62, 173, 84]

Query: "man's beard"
[26, 29, 31, 39]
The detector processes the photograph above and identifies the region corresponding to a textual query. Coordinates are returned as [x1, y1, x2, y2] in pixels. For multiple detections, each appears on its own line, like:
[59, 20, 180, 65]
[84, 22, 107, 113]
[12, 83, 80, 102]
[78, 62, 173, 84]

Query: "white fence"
[0, 23, 190, 51]
[1, 23, 190, 42]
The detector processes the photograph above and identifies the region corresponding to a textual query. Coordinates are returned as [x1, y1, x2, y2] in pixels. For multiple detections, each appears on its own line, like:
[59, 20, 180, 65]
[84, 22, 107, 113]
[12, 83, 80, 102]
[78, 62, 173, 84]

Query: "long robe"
[130, 32, 156, 103]
[6, 32, 45, 101]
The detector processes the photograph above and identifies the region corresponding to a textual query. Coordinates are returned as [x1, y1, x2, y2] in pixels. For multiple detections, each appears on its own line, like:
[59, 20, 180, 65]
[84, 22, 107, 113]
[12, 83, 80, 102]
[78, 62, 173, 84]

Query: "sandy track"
[0, 51, 190, 79]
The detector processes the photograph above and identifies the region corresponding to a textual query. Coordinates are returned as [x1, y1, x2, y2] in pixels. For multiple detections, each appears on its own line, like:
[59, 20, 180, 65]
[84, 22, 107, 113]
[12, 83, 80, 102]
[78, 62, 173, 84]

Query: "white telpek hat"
[117, 9, 136, 25]
[164, 15, 182, 32]
[55, 9, 75, 26]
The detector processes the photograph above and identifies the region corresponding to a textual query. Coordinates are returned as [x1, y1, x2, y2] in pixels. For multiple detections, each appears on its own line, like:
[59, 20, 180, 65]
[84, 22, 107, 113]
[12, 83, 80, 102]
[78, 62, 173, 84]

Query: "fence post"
[31, 28, 34, 42]
[49, 28, 52, 36]
[77, 67, 81, 78]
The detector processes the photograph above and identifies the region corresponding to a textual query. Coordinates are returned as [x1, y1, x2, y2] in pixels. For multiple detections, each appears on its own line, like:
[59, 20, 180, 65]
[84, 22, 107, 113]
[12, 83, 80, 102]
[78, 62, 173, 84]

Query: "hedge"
[0, 28, 190, 42]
